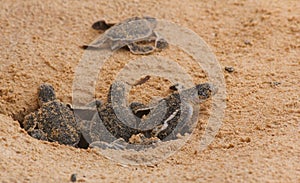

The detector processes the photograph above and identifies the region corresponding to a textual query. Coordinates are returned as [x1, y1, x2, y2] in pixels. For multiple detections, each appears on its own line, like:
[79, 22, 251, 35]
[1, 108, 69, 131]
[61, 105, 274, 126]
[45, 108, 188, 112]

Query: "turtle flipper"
[29, 129, 48, 141]
[81, 36, 108, 50]
[127, 43, 155, 55]
[97, 81, 141, 141]
[129, 102, 152, 118]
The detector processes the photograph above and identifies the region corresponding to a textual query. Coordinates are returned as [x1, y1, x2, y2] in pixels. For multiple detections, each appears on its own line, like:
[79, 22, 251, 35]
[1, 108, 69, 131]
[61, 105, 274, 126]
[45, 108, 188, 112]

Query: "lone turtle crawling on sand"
[23, 84, 81, 146]
[82, 16, 169, 54]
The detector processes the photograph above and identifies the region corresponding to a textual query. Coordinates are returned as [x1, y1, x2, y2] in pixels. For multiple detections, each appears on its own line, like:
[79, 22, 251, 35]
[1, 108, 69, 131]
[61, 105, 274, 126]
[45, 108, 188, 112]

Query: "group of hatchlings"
[23, 17, 217, 150]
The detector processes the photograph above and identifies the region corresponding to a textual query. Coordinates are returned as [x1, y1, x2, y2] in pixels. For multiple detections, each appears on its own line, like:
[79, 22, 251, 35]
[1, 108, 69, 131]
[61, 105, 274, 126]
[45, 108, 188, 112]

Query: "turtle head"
[38, 84, 56, 106]
[91, 20, 112, 31]
[196, 83, 218, 100]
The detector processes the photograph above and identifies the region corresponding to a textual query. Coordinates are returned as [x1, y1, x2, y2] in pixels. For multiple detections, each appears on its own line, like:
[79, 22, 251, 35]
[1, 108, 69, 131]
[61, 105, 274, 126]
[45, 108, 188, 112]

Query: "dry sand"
[0, 0, 299, 182]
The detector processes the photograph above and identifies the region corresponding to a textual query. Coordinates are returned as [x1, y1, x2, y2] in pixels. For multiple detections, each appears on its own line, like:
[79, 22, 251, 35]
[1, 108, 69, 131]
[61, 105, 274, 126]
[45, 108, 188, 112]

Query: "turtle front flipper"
[29, 129, 48, 141]
[138, 99, 168, 132]
[82, 36, 109, 50]
[97, 81, 141, 141]
[23, 111, 49, 141]
[129, 102, 152, 118]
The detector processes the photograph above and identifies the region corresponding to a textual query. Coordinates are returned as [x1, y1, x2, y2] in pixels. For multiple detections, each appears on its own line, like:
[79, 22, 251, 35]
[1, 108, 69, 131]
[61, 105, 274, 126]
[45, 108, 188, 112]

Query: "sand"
[0, 0, 299, 182]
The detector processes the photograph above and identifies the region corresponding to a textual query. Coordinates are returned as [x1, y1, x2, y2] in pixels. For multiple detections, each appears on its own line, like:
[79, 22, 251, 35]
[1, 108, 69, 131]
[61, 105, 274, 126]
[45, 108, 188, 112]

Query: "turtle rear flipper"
[127, 43, 155, 55]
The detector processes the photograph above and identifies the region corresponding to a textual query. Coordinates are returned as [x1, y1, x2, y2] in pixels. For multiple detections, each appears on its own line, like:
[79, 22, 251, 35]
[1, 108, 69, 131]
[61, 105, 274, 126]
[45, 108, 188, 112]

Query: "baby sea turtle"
[23, 84, 80, 146]
[81, 81, 217, 149]
[83, 17, 169, 54]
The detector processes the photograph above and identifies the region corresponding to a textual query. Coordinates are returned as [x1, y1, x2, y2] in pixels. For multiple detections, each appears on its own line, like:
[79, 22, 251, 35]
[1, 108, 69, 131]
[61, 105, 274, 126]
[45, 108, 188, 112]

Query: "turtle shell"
[105, 17, 157, 41]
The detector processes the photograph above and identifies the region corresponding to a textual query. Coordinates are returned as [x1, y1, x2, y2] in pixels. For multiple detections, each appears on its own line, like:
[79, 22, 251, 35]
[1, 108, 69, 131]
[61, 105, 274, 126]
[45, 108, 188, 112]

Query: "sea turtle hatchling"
[23, 84, 81, 146]
[82, 16, 169, 54]
[81, 81, 217, 149]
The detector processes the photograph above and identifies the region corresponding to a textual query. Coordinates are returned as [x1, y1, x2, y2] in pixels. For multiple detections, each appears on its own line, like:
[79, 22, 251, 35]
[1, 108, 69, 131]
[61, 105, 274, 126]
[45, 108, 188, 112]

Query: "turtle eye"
[66, 103, 73, 110]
